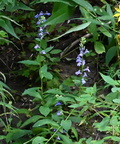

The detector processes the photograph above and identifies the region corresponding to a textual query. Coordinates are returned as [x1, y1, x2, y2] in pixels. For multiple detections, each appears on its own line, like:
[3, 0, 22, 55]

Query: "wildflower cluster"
[75, 47, 90, 84]
[34, 11, 50, 39]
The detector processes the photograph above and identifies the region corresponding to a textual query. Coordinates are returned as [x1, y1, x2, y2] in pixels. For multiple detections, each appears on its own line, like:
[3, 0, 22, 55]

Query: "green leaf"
[61, 120, 72, 132]
[17, 2, 33, 11]
[44, 88, 63, 95]
[99, 27, 112, 37]
[43, 3, 74, 26]
[45, 72, 53, 80]
[71, 127, 78, 140]
[39, 106, 51, 116]
[51, 22, 91, 40]
[39, 65, 53, 80]
[94, 41, 105, 54]
[111, 87, 120, 92]
[100, 73, 119, 86]
[105, 46, 117, 65]
[21, 115, 41, 128]
[110, 116, 119, 126]
[22, 87, 42, 99]
[32, 136, 47, 144]
[50, 49, 62, 54]
[18, 60, 40, 65]
[0, 135, 6, 140]
[104, 136, 120, 142]
[6, 129, 31, 142]
[59, 134, 73, 144]
[113, 99, 120, 103]
[94, 117, 111, 132]
[0, 19, 19, 39]
[33, 119, 59, 127]
[72, 0, 94, 11]
[35, 0, 75, 6]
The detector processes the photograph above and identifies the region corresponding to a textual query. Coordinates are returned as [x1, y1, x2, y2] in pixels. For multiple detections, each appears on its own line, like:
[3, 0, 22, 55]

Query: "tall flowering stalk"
[34, 11, 50, 41]
[75, 38, 90, 85]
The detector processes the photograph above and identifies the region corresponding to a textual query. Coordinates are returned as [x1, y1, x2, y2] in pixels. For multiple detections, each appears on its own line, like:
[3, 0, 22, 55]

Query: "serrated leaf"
[94, 41, 105, 54]
[100, 73, 119, 86]
[39, 106, 51, 116]
[61, 120, 72, 132]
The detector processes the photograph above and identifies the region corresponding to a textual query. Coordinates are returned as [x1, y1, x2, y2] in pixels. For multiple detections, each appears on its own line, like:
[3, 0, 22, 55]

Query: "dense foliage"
[0, 0, 120, 144]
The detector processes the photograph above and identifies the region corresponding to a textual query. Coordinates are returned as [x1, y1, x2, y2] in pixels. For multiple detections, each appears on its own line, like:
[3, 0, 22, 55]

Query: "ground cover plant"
[0, 0, 120, 144]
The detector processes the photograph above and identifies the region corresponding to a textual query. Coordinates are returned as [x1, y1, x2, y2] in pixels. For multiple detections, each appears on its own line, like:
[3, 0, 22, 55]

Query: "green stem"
[45, 108, 75, 144]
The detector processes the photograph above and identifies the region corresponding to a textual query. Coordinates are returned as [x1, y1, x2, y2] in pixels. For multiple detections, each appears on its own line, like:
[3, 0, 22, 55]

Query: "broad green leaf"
[98, 15, 113, 20]
[72, 0, 94, 11]
[33, 119, 59, 127]
[61, 120, 72, 132]
[0, 135, 6, 140]
[51, 22, 91, 40]
[113, 99, 120, 103]
[17, 2, 33, 11]
[43, 3, 74, 26]
[94, 117, 111, 132]
[44, 88, 63, 95]
[32, 136, 47, 144]
[59, 134, 73, 144]
[71, 127, 78, 140]
[112, 87, 120, 93]
[39, 106, 51, 116]
[110, 116, 119, 126]
[0, 102, 16, 113]
[22, 87, 42, 99]
[0, 19, 19, 39]
[50, 49, 62, 54]
[99, 27, 112, 37]
[100, 73, 119, 86]
[94, 41, 105, 54]
[6, 129, 31, 141]
[105, 92, 119, 102]
[18, 60, 40, 65]
[34, 0, 75, 6]
[21, 115, 41, 128]
[105, 46, 117, 65]
[45, 72, 53, 80]
[39, 65, 53, 80]
[104, 136, 120, 142]
[0, 15, 21, 27]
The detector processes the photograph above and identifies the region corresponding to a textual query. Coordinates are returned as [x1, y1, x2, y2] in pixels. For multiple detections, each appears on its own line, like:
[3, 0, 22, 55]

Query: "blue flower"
[56, 136, 61, 140]
[41, 50, 46, 54]
[45, 11, 51, 16]
[55, 102, 62, 106]
[75, 70, 82, 75]
[82, 78, 86, 84]
[34, 44, 40, 49]
[84, 66, 90, 72]
[56, 111, 62, 116]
